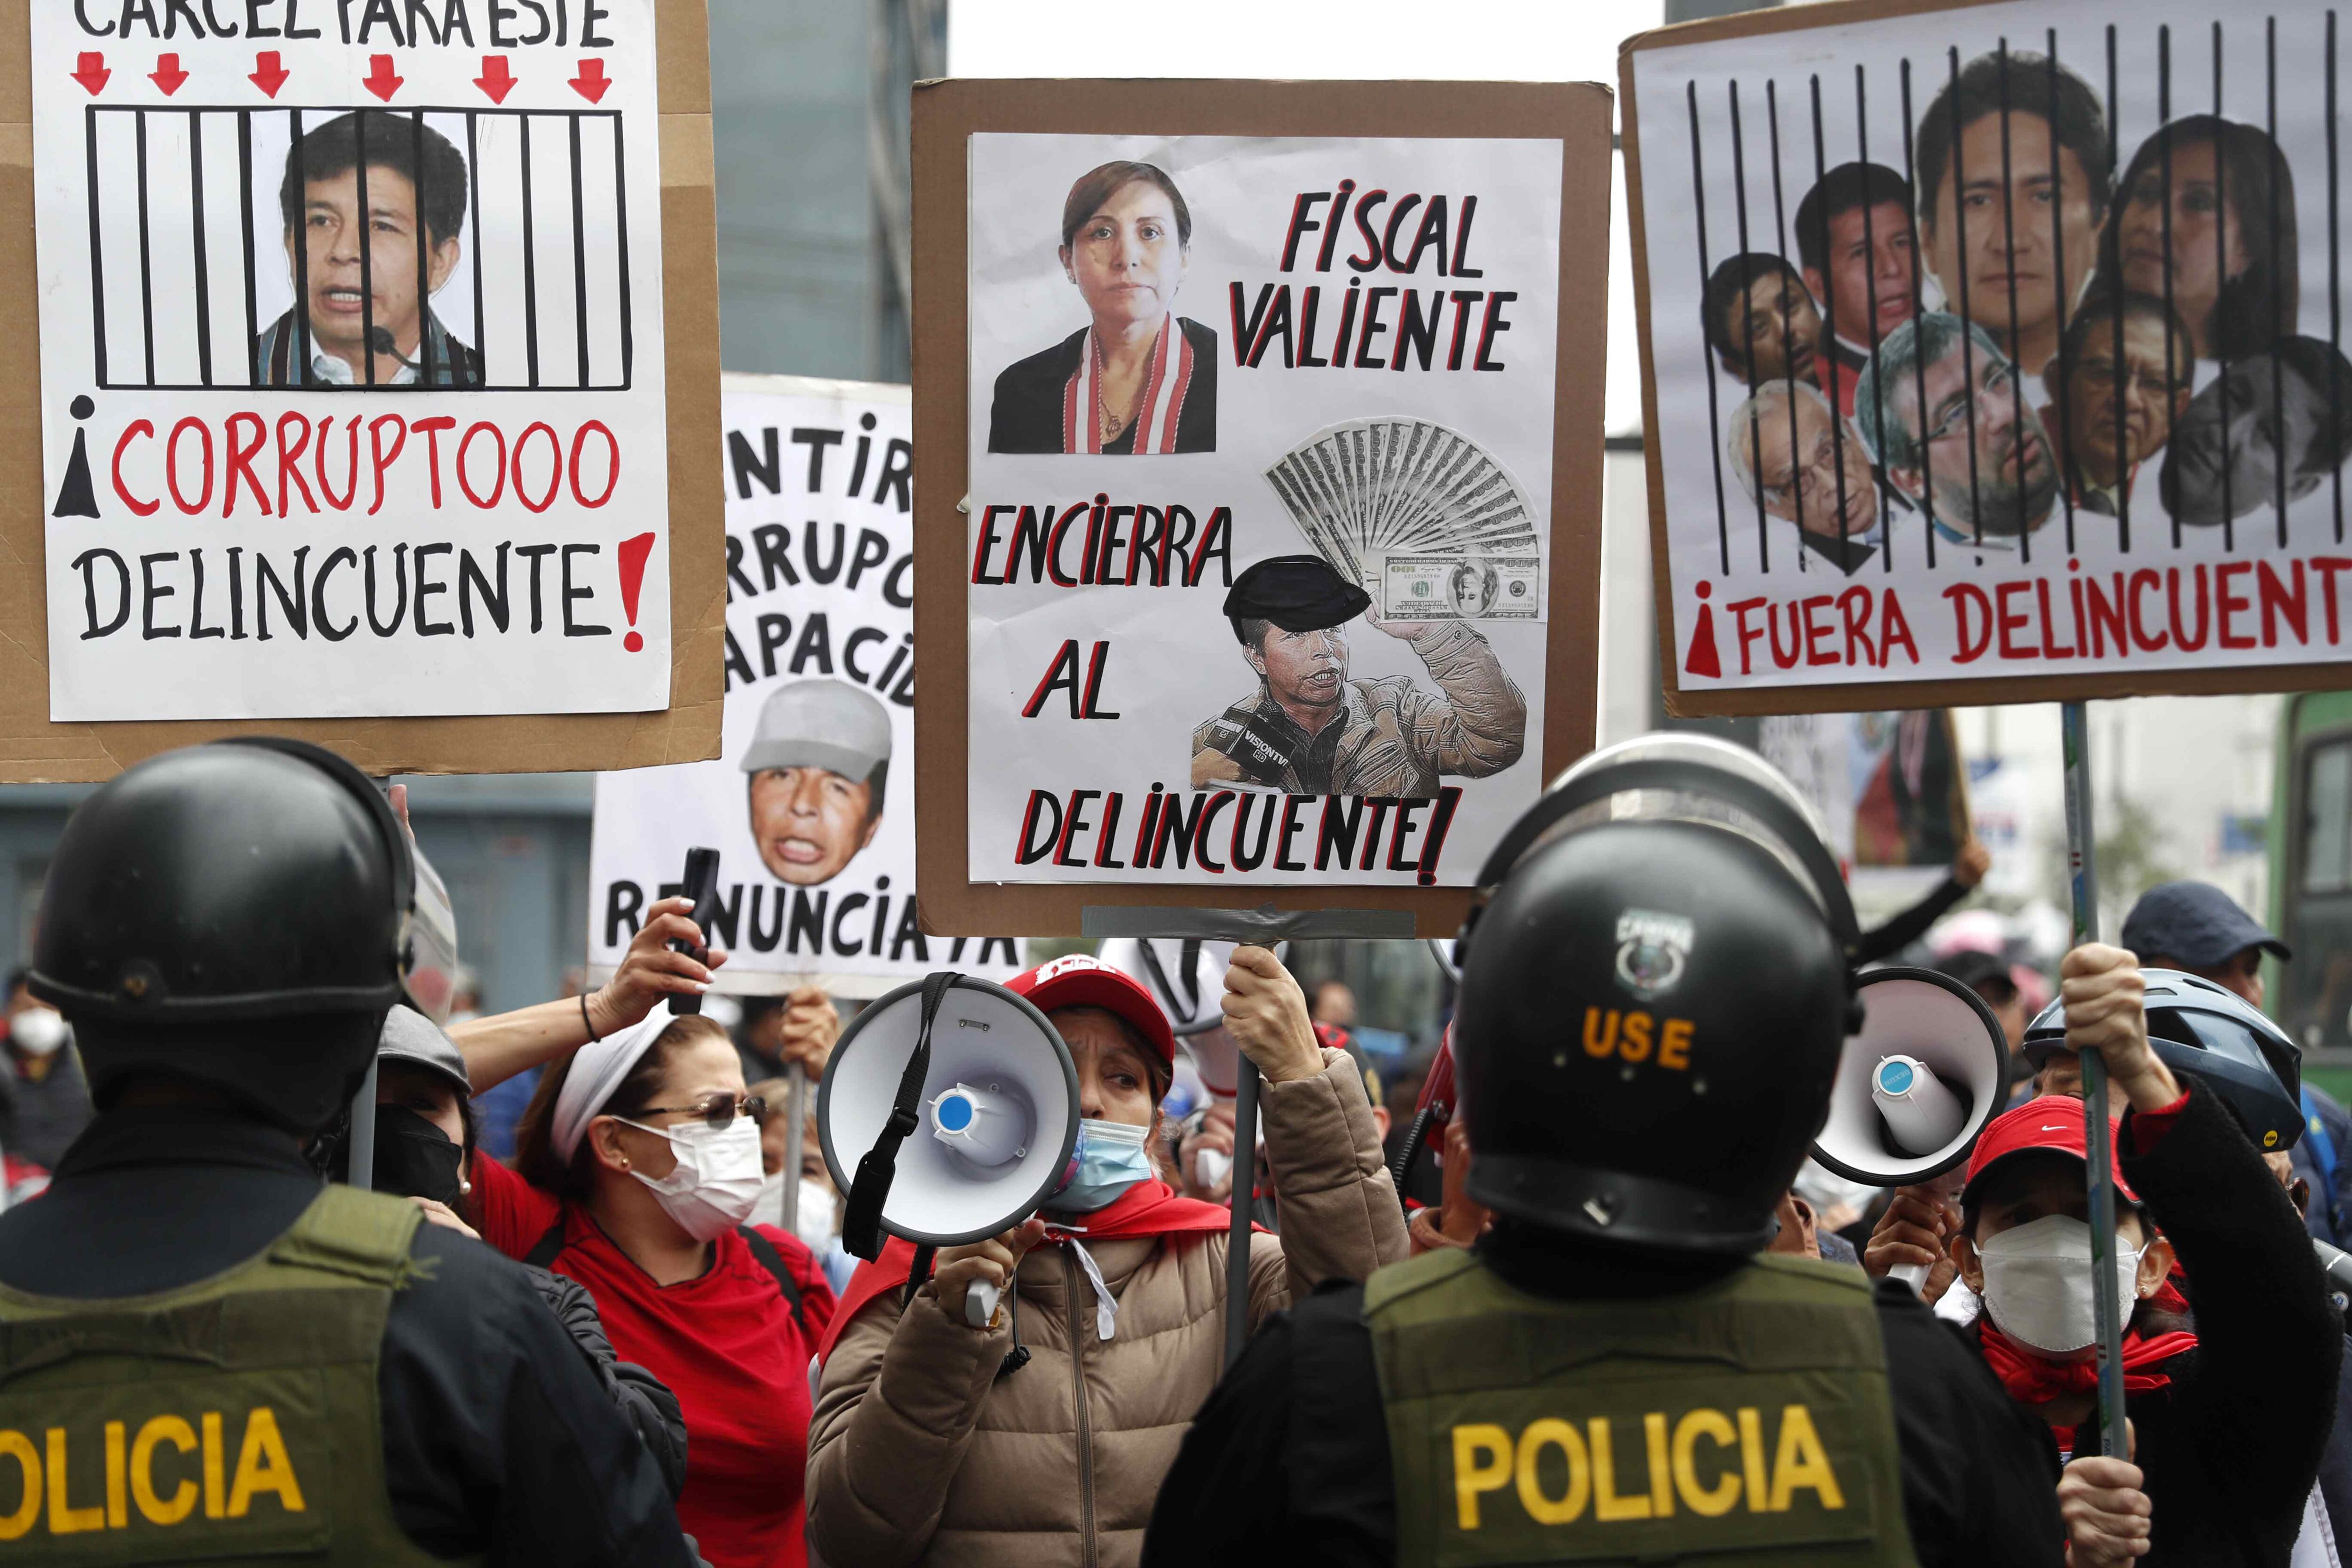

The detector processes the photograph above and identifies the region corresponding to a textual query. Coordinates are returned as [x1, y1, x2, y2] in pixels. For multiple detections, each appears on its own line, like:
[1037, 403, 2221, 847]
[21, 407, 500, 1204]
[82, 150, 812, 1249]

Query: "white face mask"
[1977, 1213, 2144, 1355]
[616, 1116, 767, 1242]
[753, 1171, 841, 1255]
[8, 1009, 67, 1058]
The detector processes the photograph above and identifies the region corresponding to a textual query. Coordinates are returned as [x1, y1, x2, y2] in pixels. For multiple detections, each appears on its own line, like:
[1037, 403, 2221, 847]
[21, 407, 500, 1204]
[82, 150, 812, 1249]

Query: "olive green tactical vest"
[1366, 1248, 1920, 1568]
[0, 1184, 474, 1566]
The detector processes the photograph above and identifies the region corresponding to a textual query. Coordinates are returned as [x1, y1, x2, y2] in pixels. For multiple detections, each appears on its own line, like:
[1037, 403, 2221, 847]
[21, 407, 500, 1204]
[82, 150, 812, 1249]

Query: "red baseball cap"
[1962, 1094, 2138, 1206]
[1008, 955, 1176, 1069]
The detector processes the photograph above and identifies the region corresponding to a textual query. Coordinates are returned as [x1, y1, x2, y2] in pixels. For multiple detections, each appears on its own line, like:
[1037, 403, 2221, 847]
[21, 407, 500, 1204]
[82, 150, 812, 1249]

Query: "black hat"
[1223, 555, 1370, 642]
[2120, 880, 2290, 968]
[1937, 948, 2017, 997]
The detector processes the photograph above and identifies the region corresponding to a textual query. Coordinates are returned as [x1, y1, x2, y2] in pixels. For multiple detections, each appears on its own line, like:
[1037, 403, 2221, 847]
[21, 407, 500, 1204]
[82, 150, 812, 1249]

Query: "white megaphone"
[819, 973, 1081, 1328]
[1811, 966, 2011, 1293]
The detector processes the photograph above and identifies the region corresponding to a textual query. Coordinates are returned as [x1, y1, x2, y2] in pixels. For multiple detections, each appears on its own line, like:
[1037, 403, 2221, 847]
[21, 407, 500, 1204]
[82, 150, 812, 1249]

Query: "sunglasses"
[635, 1092, 768, 1131]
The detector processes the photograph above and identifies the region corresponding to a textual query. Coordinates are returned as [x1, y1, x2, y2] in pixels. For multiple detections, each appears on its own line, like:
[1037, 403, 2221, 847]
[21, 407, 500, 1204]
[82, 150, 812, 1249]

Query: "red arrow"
[473, 54, 517, 103]
[568, 58, 611, 103]
[70, 51, 109, 95]
[362, 53, 402, 101]
[149, 53, 188, 94]
[248, 49, 288, 97]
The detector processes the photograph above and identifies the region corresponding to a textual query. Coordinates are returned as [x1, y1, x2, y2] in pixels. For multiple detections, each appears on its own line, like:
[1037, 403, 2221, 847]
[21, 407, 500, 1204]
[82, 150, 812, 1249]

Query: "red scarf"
[1976, 1319, 2198, 1407]
[817, 1179, 1248, 1362]
[1061, 313, 1194, 454]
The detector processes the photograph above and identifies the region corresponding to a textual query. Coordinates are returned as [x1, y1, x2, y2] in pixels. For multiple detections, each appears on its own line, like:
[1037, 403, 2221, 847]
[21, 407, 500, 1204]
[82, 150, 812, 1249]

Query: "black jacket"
[524, 1266, 691, 1498]
[987, 318, 1218, 454]
[0, 1107, 693, 1565]
[1144, 1245, 2065, 1567]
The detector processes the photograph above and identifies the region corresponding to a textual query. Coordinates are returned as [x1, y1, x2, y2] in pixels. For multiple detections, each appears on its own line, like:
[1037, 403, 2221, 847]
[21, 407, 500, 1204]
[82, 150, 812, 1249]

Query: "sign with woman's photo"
[1627, 0, 2352, 712]
[28, 0, 676, 721]
[916, 81, 1611, 931]
[588, 376, 1024, 995]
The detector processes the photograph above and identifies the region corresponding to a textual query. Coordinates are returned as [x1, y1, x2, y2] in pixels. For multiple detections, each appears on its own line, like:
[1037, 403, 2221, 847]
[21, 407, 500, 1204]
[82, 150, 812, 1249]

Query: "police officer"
[0, 738, 693, 1563]
[1144, 734, 2066, 1567]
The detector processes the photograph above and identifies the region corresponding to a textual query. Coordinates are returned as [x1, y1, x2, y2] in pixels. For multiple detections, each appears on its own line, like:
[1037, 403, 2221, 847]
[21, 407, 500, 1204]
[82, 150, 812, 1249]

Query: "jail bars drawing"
[82, 103, 635, 392]
[1671, 10, 2352, 577]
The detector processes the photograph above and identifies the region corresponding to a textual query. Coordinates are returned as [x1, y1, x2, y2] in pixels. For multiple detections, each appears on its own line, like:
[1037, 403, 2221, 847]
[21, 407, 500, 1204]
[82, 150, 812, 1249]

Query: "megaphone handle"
[1223, 1060, 1261, 1369]
[1888, 1260, 1931, 1295]
[781, 1062, 807, 1235]
[967, 1278, 1001, 1329]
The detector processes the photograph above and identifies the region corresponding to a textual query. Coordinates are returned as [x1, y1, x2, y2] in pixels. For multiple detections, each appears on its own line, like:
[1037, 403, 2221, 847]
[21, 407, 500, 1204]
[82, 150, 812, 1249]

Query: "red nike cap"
[1007, 955, 1177, 1068]
[1963, 1093, 2138, 1205]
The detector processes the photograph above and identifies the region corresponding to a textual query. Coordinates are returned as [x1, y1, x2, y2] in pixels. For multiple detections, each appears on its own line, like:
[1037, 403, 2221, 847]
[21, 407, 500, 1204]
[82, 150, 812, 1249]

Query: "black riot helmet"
[29, 738, 416, 1132]
[1452, 734, 1859, 1258]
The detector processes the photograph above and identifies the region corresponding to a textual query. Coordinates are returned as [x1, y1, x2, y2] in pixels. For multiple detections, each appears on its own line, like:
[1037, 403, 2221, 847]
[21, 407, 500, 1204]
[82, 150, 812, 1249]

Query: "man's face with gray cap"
[740, 680, 890, 886]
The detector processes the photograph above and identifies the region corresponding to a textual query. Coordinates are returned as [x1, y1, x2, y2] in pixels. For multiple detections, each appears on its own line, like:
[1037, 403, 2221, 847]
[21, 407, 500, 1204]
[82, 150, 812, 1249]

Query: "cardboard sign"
[1625, 0, 2352, 714]
[588, 375, 1024, 997]
[1758, 708, 1972, 883]
[0, 0, 721, 776]
[913, 80, 1612, 937]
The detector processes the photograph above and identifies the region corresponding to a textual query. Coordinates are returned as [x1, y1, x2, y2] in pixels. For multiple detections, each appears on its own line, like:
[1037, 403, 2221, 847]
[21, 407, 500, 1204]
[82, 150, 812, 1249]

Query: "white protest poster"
[31, 0, 671, 720]
[1758, 708, 1972, 887]
[964, 132, 1565, 888]
[1629, 0, 2352, 710]
[589, 375, 1023, 997]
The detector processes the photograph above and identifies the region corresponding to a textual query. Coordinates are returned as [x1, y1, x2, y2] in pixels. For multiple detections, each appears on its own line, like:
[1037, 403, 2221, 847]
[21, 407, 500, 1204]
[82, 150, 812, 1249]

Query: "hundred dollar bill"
[1379, 554, 1542, 620]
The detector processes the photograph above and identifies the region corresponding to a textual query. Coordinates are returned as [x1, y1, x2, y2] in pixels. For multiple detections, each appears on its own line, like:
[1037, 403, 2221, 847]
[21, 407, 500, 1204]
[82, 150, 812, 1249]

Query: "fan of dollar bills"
[1262, 417, 1542, 623]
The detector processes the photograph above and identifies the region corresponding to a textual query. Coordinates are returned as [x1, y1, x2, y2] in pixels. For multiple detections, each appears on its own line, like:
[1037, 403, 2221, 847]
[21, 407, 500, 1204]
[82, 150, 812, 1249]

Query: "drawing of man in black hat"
[1190, 555, 1527, 798]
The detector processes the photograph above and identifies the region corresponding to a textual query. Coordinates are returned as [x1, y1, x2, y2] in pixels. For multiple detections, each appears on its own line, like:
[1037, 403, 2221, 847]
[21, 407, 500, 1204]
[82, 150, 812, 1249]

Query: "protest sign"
[0, 0, 723, 776]
[588, 374, 1024, 997]
[1625, 0, 2352, 715]
[913, 80, 1612, 936]
[1758, 708, 1973, 886]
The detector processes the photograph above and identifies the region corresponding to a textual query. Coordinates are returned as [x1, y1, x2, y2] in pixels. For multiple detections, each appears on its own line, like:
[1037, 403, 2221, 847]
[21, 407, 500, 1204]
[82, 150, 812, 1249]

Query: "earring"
[619, 1157, 630, 1170]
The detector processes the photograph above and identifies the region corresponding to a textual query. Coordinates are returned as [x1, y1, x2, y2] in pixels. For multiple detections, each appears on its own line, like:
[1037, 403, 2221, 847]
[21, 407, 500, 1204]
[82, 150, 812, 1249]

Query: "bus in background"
[2269, 692, 2352, 1093]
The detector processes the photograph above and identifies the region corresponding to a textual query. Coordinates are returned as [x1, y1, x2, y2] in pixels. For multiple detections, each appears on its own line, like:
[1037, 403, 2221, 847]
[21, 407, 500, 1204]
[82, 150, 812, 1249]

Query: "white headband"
[552, 1013, 675, 1161]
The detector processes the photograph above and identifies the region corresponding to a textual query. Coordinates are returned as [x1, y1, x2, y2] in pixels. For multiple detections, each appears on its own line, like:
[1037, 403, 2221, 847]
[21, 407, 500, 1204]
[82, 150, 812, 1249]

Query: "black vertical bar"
[239, 109, 258, 389]
[1691, 82, 1734, 577]
[1858, 65, 1894, 573]
[2331, 11, 2343, 542]
[612, 114, 633, 387]
[2048, 38, 2076, 555]
[135, 110, 155, 386]
[2270, 17, 2288, 548]
[2214, 24, 2234, 550]
[569, 113, 589, 388]
[293, 108, 312, 379]
[1947, 48, 1988, 549]
[357, 111, 376, 385]
[2161, 28, 2180, 549]
[1903, 61, 1939, 568]
[1998, 41, 2034, 565]
[86, 106, 109, 388]
[190, 112, 213, 387]
[1768, 80, 1807, 567]
[1731, 81, 1770, 573]
[467, 111, 486, 387]
[2110, 25, 2132, 552]
[1810, 76, 1852, 557]
[414, 111, 435, 386]
[521, 114, 540, 389]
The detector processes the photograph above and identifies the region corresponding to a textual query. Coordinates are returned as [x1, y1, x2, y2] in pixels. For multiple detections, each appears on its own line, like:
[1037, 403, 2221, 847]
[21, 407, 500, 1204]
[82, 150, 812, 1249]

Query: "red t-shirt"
[471, 1156, 835, 1568]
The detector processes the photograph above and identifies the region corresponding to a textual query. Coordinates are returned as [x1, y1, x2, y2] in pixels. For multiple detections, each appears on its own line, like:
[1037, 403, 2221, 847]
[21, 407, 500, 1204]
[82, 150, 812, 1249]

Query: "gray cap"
[378, 1003, 471, 1096]
[739, 679, 893, 780]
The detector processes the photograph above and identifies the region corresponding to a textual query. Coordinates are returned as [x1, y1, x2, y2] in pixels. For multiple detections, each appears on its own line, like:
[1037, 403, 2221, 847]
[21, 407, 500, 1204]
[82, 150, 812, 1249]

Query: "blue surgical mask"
[1050, 1119, 1154, 1213]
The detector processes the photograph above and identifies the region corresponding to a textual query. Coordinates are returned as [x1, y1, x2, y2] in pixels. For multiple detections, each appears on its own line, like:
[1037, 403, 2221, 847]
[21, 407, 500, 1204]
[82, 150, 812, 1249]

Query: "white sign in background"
[966, 132, 1564, 886]
[590, 376, 1023, 998]
[32, 1, 671, 718]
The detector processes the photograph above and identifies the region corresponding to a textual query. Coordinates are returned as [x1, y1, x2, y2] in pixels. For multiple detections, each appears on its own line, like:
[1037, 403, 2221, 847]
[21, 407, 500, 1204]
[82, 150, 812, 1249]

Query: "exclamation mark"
[1416, 785, 1463, 886]
[616, 532, 655, 652]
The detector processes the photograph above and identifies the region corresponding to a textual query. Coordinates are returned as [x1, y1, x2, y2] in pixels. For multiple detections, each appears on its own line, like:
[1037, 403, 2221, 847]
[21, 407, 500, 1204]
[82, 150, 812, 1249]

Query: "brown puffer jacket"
[807, 1046, 1406, 1568]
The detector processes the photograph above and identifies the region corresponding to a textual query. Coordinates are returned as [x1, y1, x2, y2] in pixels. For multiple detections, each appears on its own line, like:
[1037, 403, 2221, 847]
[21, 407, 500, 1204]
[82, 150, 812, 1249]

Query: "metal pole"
[347, 1057, 380, 1191]
[2062, 699, 2129, 1460]
[1222, 1059, 1260, 1368]
[781, 1062, 808, 1235]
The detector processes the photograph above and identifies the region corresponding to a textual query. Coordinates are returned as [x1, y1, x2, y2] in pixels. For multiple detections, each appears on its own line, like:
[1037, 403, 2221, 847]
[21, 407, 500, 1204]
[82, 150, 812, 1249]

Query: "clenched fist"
[1220, 947, 1324, 1084]
[2060, 945, 2181, 1114]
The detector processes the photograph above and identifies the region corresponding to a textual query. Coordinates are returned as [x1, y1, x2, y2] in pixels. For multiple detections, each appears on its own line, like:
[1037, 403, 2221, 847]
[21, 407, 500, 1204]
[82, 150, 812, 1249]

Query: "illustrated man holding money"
[1191, 555, 1527, 797]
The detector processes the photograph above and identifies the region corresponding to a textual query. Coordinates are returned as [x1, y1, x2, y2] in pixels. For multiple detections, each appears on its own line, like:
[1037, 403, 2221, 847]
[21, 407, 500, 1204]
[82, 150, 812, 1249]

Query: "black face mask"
[372, 1104, 466, 1208]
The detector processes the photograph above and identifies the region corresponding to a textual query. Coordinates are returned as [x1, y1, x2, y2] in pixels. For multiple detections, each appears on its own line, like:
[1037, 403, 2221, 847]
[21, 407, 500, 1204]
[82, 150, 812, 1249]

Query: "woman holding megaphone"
[806, 947, 1406, 1568]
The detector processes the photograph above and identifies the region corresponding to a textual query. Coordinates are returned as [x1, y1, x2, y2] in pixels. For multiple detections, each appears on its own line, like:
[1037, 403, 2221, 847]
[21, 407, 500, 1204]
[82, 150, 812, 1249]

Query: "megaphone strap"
[842, 971, 963, 1261]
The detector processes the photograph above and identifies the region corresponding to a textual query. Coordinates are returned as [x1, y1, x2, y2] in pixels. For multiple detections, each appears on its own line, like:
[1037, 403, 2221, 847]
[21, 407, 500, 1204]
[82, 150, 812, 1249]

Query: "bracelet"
[580, 992, 601, 1043]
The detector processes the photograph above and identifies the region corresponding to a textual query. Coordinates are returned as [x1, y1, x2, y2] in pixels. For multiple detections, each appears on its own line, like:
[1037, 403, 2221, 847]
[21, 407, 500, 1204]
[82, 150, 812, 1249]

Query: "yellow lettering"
[131, 1417, 198, 1527]
[1737, 1406, 1769, 1511]
[46, 1428, 103, 1534]
[201, 1412, 224, 1520]
[104, 1421, 127, 1529]
[1768, 1404, 1845, 1512]
[1583, 1008, 1619, 1059]
[1660, 1019, 1693, 1070]
[1452, 1423, 1513, 1531]
[1512, 1417, 1589, 1525]
[227, 1409, 305, 1517]
[1644, 1412, 1674, 1516]
[1589, 1417, 1652, 1521]
[0, 1430, 37, 1541]
[1620, 1012, 1654, 1063]
[1671, 1408, 1742, 1516]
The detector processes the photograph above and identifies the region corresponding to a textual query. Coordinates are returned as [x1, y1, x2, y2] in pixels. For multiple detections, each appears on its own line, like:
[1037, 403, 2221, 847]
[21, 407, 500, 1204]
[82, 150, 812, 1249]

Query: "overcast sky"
[946, 0, 1664, 433]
